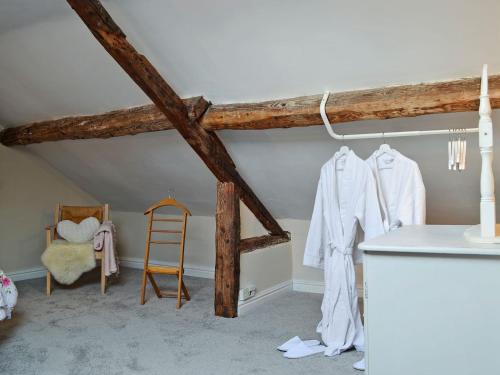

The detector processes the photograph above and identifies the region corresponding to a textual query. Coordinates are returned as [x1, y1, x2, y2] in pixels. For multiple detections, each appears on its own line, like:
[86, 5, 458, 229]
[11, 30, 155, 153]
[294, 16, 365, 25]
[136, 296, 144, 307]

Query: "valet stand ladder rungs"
[140, 198, 191, 309]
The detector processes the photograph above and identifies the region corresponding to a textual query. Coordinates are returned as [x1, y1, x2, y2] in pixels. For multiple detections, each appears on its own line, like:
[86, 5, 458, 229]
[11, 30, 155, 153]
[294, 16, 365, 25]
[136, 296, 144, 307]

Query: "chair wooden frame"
[45, 203, 109, 296]
[140, 198, 191, 309]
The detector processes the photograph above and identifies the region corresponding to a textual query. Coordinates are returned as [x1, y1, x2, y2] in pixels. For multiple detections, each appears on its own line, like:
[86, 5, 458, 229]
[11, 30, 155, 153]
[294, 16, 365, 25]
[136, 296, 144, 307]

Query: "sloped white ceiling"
[2, 0, 500, 221]
[25, 111, 500, 222]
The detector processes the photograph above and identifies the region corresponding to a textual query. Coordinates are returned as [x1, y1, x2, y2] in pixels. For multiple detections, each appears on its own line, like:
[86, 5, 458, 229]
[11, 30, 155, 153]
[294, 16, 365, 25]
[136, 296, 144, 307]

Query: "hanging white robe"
[303, 150, 384, 356]
[366, 149, 426, 230]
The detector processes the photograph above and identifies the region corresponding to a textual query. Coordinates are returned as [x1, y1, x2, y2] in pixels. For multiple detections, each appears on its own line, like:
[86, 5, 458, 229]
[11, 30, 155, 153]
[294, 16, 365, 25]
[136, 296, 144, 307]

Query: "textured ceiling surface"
[2, 0, 500, 221]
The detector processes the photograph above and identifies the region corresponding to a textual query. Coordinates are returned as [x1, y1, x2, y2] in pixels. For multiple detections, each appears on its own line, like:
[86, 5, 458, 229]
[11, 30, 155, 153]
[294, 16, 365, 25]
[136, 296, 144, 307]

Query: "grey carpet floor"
[0, 268, 362, 375]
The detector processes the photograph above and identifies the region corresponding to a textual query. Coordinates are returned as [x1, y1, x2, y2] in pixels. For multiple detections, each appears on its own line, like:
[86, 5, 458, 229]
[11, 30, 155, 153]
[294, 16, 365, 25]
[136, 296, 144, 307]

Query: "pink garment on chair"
[94, 221, 118, 277]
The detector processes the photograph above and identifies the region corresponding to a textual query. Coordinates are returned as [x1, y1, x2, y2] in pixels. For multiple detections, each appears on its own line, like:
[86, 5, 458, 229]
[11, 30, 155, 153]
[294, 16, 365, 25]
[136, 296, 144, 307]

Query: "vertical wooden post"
[215, 181, 241, 318]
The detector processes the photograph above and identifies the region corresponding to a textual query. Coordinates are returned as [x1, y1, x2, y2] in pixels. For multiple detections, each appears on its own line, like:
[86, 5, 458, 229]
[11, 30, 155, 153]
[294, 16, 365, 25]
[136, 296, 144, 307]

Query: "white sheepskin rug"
[41, 240, 96, 285]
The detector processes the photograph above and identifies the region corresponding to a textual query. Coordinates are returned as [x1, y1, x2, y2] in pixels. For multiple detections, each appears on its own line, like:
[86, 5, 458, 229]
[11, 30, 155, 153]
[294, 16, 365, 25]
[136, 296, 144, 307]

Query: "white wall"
[0, 141, 462, 297]
[112, 204, 294, 314]
[3, 142, 467, 298]
[110, 203, 371, 298]
[112, 210, 215, 278]
[0, 145, 98, 274]
[283, 218, 362, 294]
[240, 204, 292, 295]
[112, 204, 294, 296]
[285, 218, 322, 284]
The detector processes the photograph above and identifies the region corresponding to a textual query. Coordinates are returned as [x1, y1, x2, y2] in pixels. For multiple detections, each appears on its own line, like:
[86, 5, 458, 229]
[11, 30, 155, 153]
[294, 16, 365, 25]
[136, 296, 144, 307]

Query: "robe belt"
[330, 245, 353, 256]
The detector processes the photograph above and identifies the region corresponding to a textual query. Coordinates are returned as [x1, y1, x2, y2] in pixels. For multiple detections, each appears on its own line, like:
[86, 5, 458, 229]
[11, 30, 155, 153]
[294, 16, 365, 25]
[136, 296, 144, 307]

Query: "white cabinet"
[360, 225, 500, 375]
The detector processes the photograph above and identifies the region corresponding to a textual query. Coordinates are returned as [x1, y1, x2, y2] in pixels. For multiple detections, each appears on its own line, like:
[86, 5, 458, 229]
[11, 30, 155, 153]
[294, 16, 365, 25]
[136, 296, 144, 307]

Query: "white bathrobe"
[366, 149, 426, 229]
[304, 150, 384, 356]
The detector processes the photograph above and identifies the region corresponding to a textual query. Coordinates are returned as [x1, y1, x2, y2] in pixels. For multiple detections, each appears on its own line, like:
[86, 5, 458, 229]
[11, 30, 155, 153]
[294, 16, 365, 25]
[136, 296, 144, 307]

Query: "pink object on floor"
[0, 270, 17, 320]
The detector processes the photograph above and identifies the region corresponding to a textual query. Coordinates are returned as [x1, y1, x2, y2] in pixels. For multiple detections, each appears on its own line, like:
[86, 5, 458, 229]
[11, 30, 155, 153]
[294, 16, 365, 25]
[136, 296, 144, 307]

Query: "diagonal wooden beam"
[239, 234, 291, 254]
[2, 74, 500, 146]
[66, 0, 285, 236]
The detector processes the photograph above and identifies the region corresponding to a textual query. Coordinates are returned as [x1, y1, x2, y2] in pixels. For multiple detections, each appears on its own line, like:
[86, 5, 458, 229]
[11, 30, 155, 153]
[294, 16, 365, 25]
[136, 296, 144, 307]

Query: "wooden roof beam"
[2, 74, 500, 146]
[205, 75, 500, 130]
[239, 234, 291, 254]
[65, 0, 286, 237]
[0, 97, 208, 146]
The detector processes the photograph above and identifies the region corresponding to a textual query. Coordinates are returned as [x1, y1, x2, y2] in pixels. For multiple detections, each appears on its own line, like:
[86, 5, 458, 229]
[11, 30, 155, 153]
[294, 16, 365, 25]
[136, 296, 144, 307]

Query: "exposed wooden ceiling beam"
[65, 0, 286, 237]
[0, 97, 207, 146]
[2, 74, 499, 146]
[205, 75, 500, 130]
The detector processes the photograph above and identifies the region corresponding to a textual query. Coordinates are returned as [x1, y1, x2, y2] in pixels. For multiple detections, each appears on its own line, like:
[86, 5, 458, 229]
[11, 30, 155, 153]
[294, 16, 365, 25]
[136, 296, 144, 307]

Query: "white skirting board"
[6, 264, 339, 295]
[293, 279, 363, 297]
[7, 267, 47, 282]
[238, 280, 292, 315]
[293, 279, 325, 294]
[119, 257, 215, 279]
[6, 262, 345, 303]
[6, 258, 215, 281]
